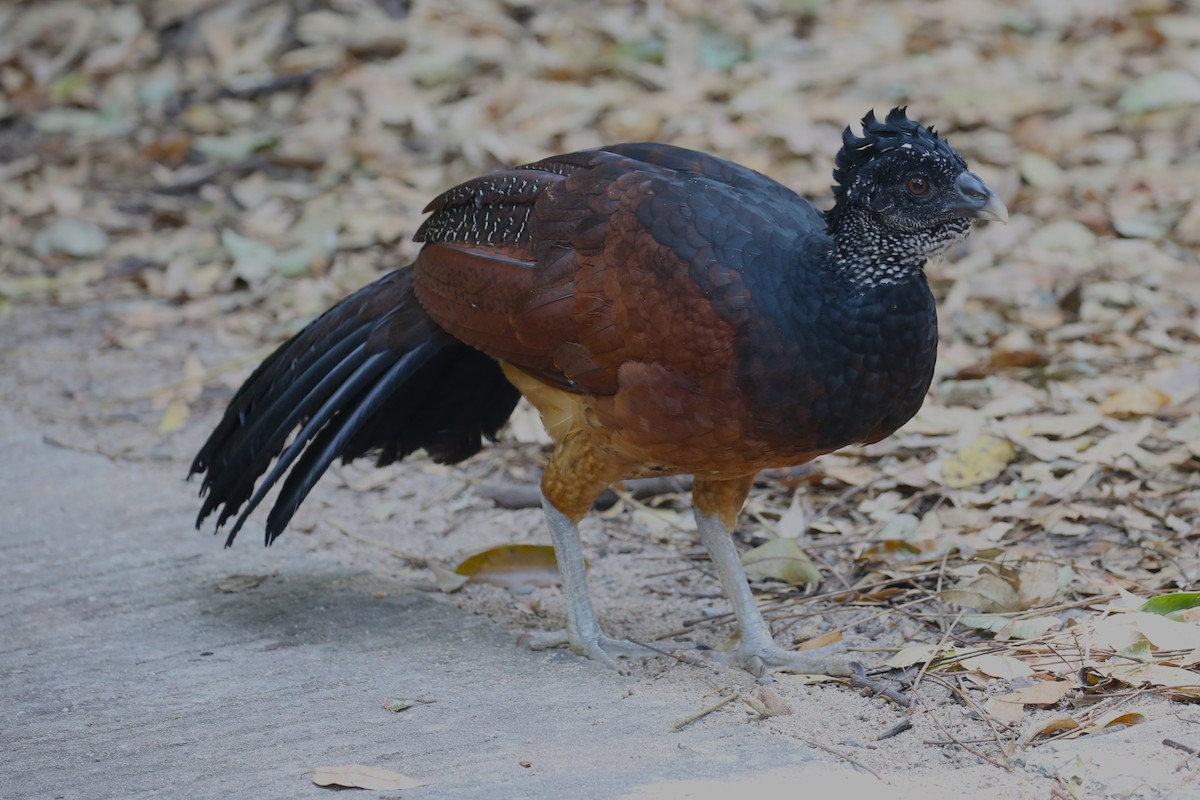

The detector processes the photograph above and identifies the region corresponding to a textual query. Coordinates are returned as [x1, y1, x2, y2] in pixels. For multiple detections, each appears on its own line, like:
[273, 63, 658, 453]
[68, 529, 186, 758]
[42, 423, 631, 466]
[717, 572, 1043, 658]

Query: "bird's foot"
[517, 629, 666, 670]
[720, 640, 855, 681]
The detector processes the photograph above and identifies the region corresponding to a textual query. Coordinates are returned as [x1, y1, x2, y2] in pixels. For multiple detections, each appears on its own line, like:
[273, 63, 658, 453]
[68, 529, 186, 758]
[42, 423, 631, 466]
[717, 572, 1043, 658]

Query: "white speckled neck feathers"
[828, 208, 972, 289]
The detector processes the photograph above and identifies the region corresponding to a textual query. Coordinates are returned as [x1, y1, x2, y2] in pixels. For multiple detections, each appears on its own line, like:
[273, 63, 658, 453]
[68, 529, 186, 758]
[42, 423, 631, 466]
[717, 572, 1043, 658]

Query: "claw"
[517, 629, 569, 651]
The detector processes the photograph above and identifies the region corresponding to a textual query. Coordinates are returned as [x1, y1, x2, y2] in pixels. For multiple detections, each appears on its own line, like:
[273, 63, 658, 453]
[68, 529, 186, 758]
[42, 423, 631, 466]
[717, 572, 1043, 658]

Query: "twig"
[672, 691, 738, 731]
[222, 69, 324, 100]
[1165, 737, 1200, 772]
[1036, 688, 1153, 747]
[323, 517, 430, 565]
[917, 695, 1010, 771]
[927, 673, 1013, 753]
[805, 547, 854, 591]
[1164, 738, 1199, 755]
[876, 719, 913, 740]
[909, 608, 964, 699]
[849, 662, 911, 708]
[812, 475, 886, 523]
[800, 569, 946, 605]
[625, 638, 705, 668]
[823, 594, 937, 637]
[151, 155, 268, 195]
[802, 739, 885, 782]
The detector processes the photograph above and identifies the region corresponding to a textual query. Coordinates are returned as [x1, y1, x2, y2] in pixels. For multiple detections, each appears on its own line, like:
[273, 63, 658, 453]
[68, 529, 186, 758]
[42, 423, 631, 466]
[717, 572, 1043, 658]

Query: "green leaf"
[33, 219, 109, 259]
[1140, 592, 1200, 618]
[1118, 70, 1200, 114]
[35, 108, 133, 138]
[221, 229, 277, 285]
[194, 132, 277, 162]
[699, 28, 747, 72]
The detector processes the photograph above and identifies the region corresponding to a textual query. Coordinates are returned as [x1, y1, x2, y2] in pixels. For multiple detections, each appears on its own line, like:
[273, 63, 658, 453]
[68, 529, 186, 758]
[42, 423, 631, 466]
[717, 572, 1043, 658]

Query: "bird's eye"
[906, 176, 929, 196]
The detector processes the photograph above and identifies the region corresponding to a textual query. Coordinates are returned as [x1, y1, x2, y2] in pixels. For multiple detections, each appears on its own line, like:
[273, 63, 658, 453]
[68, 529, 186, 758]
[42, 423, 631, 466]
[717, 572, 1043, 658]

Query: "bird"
[190, 107, 1007, 678]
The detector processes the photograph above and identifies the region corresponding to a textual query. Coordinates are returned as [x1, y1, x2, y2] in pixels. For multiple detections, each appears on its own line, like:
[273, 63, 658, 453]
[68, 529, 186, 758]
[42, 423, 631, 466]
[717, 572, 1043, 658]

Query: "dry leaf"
[216, 574, 268, 593]
[1099, 385, 1171, 418]
[311, 765, 428, 791]
[987, 349, 1047, 370]
[1005, 680, 1075, 705]
[941, 572, 1021, 613]
[775, 490, 808, 539]
[745, 686, 791, 718]
[1089, 612, 1200, 652]
[1017, 561, 1062, 610]
[157, 397, 190, 434]
[886, 644, 943, 669]
[941, 435, 1017, 488]
[971, 653, 1034, 680]
[960, 613, 1059, 640]
[797, 630, 842, 651]
[983, 695, 1026, 725]
[1032, 715, 1080, 738]
[823, 465, 880, 487]
[383, 697, 435, 713]
[1085, 711, 1145, 731]
[429, 563, 469, 594]
[1102, 663, 1200, 690]
[740, 538, 821, 585]
[454, 544, 560, 595]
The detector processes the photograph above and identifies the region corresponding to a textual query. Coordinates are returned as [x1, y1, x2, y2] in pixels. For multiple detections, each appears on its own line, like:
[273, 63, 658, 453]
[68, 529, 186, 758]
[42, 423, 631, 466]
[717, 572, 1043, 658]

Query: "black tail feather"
[199, 333, 374, 530]
[190, 268, 521, 546]
[261, 339, 442, 542]
[224, 348, 398, 545]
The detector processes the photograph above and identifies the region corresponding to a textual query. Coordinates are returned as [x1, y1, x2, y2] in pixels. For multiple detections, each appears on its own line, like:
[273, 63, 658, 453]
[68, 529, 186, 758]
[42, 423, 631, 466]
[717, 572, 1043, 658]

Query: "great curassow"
[191, 108, 1007, 678]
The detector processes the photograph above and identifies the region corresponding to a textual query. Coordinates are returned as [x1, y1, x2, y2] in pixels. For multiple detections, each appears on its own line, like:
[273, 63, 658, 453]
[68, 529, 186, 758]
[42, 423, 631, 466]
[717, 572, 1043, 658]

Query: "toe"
[728, 644, 854, 678]
[517, 629, 570, 651]
[517, 629, 673, 670]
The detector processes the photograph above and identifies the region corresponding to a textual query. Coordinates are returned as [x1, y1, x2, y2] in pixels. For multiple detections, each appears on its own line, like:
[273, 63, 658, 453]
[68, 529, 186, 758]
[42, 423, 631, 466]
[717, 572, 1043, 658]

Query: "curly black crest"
[831, 107, 965, 204]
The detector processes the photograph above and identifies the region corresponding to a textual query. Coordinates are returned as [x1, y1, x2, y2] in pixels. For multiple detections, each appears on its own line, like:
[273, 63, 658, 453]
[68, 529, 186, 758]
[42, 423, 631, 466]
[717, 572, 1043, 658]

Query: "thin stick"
[1036, 688, 1152, 747]
[672, 569, 946, 637]
[849, 662, 911, 708]
[877, 720, 913, 741]
[823, 595, 937, 637]
[803, 740, 885, 782]
[672, 691, 738, 731]
[926, 673, 1012, 754]
[918, 695, 1010, 771]
[812, 476, 886, 523]
[909, 608, 964, 698]
[323, 517, 430, 564]
[625, 638, 706, 668]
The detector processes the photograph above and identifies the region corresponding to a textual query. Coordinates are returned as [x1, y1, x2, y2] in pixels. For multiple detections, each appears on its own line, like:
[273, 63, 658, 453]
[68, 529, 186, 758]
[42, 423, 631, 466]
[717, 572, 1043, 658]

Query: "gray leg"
[518, 498, 659, 667]
[694, 509, 852, 678]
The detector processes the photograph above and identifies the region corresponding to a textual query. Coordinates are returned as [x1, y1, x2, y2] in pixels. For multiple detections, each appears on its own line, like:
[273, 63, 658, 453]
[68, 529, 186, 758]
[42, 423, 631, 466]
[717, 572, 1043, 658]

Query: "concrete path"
[2, 407, 871, 799]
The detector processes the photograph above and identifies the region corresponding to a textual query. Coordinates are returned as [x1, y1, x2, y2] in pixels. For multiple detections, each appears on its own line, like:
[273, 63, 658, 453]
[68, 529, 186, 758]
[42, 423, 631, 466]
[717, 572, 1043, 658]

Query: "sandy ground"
[3, 303, 1198, 799]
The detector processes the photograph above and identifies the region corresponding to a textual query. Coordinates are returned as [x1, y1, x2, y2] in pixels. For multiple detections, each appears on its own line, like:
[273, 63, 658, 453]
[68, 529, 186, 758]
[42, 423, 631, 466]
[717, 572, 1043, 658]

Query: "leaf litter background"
[2, 0, 1199, 795]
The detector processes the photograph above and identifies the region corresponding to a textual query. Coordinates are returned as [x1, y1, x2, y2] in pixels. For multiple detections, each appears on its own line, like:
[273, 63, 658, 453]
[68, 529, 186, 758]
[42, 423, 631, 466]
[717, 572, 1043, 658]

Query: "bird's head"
[827, 107, 1007, 269]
